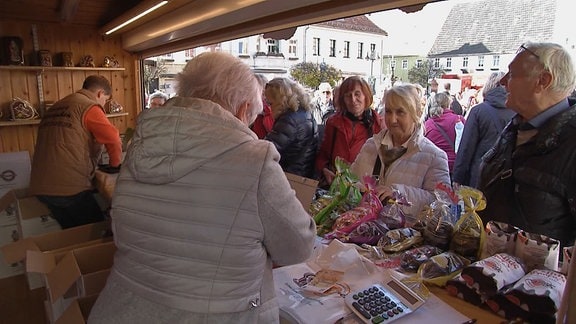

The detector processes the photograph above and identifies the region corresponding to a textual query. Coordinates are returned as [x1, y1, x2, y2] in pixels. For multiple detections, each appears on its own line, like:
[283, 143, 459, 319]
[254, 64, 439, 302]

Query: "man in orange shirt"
[30, 75, 122, 228]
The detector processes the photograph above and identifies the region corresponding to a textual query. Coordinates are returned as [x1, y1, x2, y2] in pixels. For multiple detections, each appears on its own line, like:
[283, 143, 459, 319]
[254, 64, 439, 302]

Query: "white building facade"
[154, 16, 387, 97]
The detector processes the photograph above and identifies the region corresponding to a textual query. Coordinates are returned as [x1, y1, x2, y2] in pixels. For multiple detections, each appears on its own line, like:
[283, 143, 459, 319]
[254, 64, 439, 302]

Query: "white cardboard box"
[0, 189, 61, 238]
[0, 223, 24, 279]
[0, 151, 31, 199]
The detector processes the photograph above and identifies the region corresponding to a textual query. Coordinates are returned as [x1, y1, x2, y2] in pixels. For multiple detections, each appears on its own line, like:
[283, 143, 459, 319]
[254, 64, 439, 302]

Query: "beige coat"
[351, 126, 450, 216]
[89, 97, 316, 324]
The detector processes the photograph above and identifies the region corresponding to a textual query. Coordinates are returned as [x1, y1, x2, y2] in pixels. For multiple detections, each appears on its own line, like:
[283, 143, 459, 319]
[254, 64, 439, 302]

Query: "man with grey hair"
[89, 52, 316, 324]
[478, 42, 576, 248]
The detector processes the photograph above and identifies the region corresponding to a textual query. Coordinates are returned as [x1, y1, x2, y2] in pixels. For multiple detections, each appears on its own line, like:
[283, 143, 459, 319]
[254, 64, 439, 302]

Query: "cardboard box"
[93, 170, 118, 204]
[0, 189, 61, 238]
[1, 221, 112, 289]
[54, 294, 98, 324]
[0, 223, 24, 279]
[42, 241, 115, 323]
[0, 151, 31, 199]
[0, 200, 17, 227]
[285, 172, 319, 210]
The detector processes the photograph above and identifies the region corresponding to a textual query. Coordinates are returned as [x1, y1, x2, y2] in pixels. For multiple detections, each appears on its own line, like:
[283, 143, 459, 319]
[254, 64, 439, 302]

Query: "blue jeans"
[37, 190, 105, 229]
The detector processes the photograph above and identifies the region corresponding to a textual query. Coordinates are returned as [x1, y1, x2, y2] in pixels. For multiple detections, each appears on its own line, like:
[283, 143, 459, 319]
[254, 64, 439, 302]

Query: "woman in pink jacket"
[424, 92, 466, 173]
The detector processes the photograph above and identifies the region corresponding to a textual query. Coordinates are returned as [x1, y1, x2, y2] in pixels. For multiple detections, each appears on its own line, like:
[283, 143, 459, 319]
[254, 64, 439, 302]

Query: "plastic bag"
[377, 227, 424, 253]
[313, 159, 361, 235]
[324, 176, 383, 241]
[343, 219, 389, 246]
[379, 190, 411, 229]
[417, 251, 470, 286]
[422, 183, 458, 250]
[449, 186, 486, 261]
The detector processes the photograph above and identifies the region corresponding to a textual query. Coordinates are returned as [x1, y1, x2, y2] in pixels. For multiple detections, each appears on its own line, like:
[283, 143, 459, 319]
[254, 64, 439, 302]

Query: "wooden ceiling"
[0, 0, 142, 27]
[0, 0, 437, 56]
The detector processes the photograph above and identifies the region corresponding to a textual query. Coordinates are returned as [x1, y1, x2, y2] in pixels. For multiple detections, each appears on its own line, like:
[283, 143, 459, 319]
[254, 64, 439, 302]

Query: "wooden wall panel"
[0, 19, 139, 159]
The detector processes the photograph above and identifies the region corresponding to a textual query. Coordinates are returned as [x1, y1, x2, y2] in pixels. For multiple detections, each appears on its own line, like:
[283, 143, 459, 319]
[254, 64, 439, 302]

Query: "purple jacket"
[424, 109, 465, 172]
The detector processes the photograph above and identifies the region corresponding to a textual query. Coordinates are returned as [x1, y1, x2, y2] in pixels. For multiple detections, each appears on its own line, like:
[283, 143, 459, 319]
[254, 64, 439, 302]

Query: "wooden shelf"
[0, 113, 129, 127]
[0, 66, 125, 72]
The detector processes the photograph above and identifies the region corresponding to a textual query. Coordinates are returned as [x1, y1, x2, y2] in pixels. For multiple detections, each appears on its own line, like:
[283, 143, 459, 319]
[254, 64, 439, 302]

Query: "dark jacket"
[452, 86, 514, 187]
[266, 108, 318, 178]
[478, 99, 576, 247]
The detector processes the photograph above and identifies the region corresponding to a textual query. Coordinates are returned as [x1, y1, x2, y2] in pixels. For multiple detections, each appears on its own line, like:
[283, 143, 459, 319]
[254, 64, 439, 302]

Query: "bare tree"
[143, 58, 168, 95]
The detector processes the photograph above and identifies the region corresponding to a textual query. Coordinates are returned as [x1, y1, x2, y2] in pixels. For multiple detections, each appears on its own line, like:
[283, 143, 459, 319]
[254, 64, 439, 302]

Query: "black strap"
[373, 153, 382, 177]
[432, 120, 455, 150]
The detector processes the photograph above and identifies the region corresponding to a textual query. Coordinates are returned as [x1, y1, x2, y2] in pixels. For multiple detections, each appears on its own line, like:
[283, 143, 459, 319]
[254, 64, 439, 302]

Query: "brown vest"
[29, 89, 104, 196]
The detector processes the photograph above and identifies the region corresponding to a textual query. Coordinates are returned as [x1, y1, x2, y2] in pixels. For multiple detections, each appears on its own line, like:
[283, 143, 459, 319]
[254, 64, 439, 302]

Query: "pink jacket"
[424, 109, 465, 172]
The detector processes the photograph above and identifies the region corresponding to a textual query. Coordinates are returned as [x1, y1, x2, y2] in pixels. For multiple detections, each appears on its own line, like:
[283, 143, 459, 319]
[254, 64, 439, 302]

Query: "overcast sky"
[367, 0, 481, 55]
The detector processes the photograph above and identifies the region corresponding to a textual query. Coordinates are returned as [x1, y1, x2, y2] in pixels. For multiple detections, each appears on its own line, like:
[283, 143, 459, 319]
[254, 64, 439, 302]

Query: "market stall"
[290, 161, 571, 324]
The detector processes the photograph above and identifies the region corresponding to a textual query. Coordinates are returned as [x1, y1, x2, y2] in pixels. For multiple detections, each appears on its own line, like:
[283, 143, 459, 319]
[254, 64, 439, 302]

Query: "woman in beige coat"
[88, 52, 316, 324]
[351, 84, 450, 216]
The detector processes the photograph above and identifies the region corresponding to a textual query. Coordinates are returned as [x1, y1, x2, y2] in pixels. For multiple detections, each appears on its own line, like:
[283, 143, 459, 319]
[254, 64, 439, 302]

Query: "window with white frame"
[237, 41, 247, 55]
[329, 39, 336, 57]
[184, 49, 194, 58]
[313, 38, 320, 56]
[446, 57, 452, 68]
[402, 59, 408, 69]
[434, 58, 440, 68]
[478, 55, 484, 67]
[416, 59, 422, 67]
[493, 55, 500, 67]
[463, 57, 469, 67]
[343, 41, 350, 58]
[267, 39, 279, 54]
[357, 42, 364, 59]
[288, 39, 297, 56]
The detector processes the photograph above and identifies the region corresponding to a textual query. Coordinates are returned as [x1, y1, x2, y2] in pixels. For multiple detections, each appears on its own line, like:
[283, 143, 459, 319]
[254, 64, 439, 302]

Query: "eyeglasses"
[517, 44, 540, 60]
[323, 91, 331, 94]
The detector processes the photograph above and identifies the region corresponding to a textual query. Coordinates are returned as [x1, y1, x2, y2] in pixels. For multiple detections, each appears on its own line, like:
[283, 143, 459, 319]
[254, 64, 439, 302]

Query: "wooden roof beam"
[59, 0, 80, 22]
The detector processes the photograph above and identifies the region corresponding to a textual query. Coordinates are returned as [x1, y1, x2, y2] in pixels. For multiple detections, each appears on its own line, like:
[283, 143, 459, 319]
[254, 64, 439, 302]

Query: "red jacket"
[251, 102, 274, 139]
[315, 110, 383, 173]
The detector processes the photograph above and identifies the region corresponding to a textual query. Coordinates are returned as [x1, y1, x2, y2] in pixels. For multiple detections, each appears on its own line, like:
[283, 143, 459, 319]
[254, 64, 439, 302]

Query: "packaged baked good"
[400, 245, 442, 272]
[514, 231, 560, 271]
[417, 251, 470, 286]
[377, 227, 423, 253]
[486, 292, 555, 324]
[445, 273, 485, 306]
[504, 269, 566, 315]
[379, 190, 411, 229]
[449, 186, 486, 261]
[423, 183, 457, 250]
[344, 219, 389, 246]
[460, 253, 526, 297]
[325, 176, 383, 241]
[481, 221, 519, 260]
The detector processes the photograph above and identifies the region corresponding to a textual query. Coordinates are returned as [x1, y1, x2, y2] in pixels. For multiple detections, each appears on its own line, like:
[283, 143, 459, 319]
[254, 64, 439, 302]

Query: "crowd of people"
[28, 41, 576, 323]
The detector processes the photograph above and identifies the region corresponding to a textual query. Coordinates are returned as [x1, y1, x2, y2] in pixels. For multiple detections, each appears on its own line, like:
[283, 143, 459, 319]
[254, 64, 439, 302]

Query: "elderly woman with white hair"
[351, 83, 450, 216]
[88, 52, 316, 324]
[147, 90, 169, 108]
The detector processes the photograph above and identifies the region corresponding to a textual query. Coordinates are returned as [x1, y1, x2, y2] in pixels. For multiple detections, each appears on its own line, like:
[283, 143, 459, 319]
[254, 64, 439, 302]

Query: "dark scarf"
[344, 109, 375, 137]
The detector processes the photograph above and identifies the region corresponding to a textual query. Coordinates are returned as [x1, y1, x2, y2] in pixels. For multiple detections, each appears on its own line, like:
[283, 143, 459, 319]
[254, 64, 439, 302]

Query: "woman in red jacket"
[315, 76, 383, 186]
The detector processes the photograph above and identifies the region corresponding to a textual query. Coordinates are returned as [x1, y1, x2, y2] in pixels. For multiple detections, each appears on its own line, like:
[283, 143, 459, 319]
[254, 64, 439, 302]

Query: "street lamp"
[365, 50, 379, 93]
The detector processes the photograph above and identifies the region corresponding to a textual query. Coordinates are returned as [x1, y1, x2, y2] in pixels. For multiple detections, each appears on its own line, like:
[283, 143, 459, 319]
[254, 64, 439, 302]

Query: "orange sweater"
[84, 105, 122, 167]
